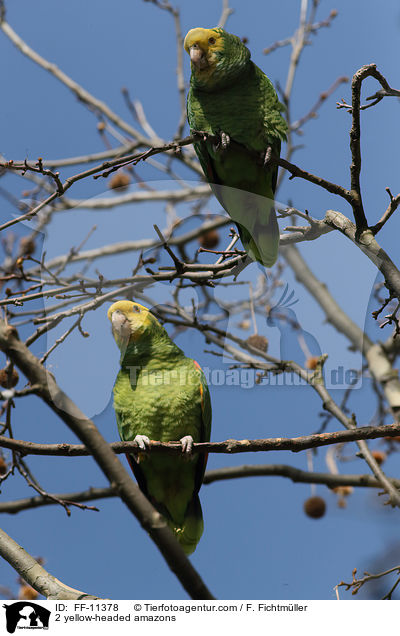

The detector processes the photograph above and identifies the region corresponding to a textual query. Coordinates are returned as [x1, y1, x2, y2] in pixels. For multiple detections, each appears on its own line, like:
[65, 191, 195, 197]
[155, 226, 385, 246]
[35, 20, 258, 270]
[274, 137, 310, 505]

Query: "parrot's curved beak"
[111, 310, 131, 344]
[189, 44, 208, 70]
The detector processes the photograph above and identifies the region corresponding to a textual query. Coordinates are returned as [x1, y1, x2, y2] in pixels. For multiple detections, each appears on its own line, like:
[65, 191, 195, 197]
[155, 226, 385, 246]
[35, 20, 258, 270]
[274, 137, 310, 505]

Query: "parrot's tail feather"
[236, 207, 279, 267]
[172, 495, 204, 556]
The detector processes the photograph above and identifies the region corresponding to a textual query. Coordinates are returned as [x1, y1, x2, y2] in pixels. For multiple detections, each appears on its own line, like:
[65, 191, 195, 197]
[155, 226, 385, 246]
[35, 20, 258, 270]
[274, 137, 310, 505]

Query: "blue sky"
[0, 0, 400, 600]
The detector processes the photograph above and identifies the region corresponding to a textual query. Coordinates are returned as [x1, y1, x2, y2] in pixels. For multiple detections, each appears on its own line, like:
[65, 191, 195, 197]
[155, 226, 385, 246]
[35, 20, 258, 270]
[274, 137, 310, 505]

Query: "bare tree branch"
[281, 243, 400, 413]
[370, 189, 400, 236]
[1, 422, 400, 457]
[203, 464, 400, 490]
[1, 465, 398, 516]
[325, 210, 400, 304]
[218, 0, 234, 28]
[336, 565, 400, 599]
[0, 486, 115, 514]
[0, 19, 148, 145]
[0, 526, 99, 599]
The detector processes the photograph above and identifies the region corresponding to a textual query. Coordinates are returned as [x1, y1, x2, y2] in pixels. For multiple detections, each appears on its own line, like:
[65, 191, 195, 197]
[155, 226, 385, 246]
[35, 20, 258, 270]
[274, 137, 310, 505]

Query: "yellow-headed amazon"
[108, 300, 211, 555]
[184, 27, 287, 266]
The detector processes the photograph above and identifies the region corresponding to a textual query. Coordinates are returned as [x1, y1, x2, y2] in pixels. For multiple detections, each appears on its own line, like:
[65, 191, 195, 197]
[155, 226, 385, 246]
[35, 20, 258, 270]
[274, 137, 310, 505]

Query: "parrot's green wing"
[167, 359, 211, 555]
[191, 128, 282, 267]
[122, 358, 211, 500]
[114, 360, 210, 555]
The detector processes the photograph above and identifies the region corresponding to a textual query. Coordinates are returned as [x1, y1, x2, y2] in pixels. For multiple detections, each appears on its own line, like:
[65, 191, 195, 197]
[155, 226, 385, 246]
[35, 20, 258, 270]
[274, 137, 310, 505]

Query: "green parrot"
[184, 27, 287, 267]
[108, 300, 211, 555]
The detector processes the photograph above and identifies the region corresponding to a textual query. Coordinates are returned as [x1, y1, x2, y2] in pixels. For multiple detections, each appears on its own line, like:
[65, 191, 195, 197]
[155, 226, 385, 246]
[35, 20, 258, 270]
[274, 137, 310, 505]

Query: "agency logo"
[3, 602, 51, 633]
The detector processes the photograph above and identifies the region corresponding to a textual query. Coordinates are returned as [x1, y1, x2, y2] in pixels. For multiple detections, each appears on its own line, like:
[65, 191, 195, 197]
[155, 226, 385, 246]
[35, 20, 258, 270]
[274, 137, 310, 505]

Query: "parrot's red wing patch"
[193, 360, 204, 409]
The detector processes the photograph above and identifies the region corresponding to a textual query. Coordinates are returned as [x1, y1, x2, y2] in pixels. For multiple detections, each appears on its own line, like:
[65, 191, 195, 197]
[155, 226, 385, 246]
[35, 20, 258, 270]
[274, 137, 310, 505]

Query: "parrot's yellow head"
[108, 300, 159, 349]
[184, 27, 251, 89]
[184, 27, 224, 75]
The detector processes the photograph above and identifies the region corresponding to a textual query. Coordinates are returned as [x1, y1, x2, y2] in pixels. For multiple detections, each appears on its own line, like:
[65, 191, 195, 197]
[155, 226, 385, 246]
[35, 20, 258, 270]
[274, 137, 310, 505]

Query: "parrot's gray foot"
[134, 434, 151, 451]
[180, 435, 194, 456]
[220, 131, 230, 150]
[263, 145, 272, 167]
[213, 131, 230, 153]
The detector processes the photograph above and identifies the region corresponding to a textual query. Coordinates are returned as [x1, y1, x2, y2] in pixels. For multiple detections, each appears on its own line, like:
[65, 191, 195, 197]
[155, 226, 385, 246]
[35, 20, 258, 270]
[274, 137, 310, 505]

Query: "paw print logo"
[266, 283, 322, 367]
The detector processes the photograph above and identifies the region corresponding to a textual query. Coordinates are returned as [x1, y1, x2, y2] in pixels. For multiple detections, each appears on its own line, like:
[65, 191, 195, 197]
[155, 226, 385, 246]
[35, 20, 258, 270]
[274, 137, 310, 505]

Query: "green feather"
[185, 27, 287, 266]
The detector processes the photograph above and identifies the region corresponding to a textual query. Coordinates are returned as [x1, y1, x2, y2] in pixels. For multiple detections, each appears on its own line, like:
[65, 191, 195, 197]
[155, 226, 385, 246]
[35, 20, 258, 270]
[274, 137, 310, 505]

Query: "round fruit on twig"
[246, 334, 268, 352]
[304, 496, 326, 519]
[108, 171, 131, 190]
[198, 229, 220, 249]
[0, 367, 19, 388]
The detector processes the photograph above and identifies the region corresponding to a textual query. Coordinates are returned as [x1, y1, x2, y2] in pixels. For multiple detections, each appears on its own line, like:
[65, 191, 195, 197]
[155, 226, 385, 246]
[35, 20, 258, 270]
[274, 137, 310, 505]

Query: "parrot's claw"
[134, 434, 151, 451]
[180, 435, 194, 456]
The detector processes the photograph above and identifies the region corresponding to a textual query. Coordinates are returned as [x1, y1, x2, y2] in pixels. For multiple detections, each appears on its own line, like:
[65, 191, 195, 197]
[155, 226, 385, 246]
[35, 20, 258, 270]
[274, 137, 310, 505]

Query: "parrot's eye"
[208, 37, 216, 45]
[132, 306, 141, 313]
